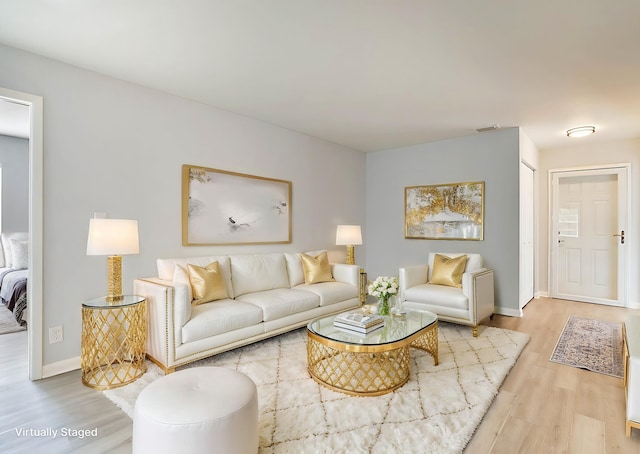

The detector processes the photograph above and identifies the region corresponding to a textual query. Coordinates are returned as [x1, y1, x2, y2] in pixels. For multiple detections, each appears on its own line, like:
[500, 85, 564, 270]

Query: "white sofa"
[133, 251, 361, 373]
[399, 252, 494, 337]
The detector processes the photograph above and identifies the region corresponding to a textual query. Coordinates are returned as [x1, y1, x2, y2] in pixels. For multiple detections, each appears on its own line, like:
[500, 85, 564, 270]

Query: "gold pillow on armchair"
[430, 254, 468, 288]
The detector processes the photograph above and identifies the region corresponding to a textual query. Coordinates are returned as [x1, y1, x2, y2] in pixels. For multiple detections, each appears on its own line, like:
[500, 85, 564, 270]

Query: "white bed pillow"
[10, 239, 29, 269]
[1, 232, 28, 268]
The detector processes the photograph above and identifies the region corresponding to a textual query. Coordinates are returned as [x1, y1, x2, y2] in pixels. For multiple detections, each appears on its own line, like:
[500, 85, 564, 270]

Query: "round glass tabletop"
[82, 295, 145, 308]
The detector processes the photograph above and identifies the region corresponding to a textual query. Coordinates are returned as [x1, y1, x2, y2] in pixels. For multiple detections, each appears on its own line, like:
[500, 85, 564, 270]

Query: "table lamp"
[336, 225, 362, 265]
[87, 218, 139, 301]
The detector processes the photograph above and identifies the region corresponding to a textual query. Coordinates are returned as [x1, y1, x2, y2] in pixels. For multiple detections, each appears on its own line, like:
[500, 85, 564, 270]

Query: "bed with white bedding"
[0, 232, 28, 326]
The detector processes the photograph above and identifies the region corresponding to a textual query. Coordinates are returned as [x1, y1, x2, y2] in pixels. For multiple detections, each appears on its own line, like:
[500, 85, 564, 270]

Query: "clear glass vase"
[378, 295, 391, 316]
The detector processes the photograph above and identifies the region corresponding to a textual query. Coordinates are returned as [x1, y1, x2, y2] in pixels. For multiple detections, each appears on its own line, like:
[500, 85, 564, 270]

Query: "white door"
[550, 166, 628, 306]
[519, 162, 534, 308]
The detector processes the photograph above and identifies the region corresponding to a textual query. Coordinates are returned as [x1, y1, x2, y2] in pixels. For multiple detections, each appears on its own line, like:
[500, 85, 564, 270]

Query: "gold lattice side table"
[81, 295, 147, 390]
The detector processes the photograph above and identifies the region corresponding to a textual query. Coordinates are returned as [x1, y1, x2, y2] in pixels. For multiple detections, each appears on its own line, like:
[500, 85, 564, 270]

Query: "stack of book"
[333, 312, 385, 334]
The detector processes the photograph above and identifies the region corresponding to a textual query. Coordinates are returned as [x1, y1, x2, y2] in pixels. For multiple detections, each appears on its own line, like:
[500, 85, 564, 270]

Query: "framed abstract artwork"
[182, 165, 292, 245]
[404, 181, 484, 240]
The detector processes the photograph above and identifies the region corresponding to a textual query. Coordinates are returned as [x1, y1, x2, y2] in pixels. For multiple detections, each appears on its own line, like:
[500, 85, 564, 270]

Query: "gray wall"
[365, 128, 521, 313]
[0, 44, 366, 366]
[0, 134, 29, 232]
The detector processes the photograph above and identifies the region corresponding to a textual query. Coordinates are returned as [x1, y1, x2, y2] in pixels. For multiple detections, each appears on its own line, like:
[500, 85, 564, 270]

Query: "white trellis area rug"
[104, 323, 529, 453]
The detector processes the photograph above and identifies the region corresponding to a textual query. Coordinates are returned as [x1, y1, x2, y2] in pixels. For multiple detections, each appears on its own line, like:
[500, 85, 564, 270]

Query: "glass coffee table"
[307, 310, 438, 396]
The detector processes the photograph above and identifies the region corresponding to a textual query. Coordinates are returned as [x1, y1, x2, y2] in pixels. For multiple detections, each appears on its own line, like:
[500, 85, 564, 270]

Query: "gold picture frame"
[182, 164, 292, 245]
[404, 181, 484, 240]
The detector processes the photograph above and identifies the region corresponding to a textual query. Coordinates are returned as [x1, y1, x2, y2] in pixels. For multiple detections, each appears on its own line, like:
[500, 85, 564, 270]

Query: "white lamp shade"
[87, 219, 140, 256]
[336, 225, 362, 245]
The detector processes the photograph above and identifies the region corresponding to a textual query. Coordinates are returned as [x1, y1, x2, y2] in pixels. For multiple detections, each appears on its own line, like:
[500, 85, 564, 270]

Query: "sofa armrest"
[462, 268, 495, 323]
[331, 263, 360, 287]
[134, 278, 190, 371]
[399, 265, 429, 298]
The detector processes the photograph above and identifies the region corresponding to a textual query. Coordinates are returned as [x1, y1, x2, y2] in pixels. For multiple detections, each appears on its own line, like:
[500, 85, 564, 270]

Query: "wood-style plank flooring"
[467, 297, 640, 454]
[1, 297, 639, 453]
[0, 330, 132, 453]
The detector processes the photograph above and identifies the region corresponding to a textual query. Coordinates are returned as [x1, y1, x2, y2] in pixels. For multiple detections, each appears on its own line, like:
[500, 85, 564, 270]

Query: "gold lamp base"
[345, 245, 355, 265]
[106, 255, 123, 302]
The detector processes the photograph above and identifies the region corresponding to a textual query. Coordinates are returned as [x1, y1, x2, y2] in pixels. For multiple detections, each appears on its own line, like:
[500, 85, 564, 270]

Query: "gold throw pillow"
[187, 261, 229, 305]
[301, 251, 334, 285]
[430, 254, 468, 288]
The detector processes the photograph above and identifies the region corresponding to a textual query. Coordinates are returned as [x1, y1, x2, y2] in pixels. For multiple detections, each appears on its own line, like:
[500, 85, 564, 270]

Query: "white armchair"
[399, 252, 494, 337]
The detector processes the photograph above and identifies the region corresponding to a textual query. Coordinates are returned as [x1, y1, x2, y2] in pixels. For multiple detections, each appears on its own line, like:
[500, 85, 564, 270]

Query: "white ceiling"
[1, 0, 639, 151]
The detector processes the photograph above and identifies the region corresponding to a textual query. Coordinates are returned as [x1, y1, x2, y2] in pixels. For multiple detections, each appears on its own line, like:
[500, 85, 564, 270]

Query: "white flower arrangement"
[368, 276, 399, 300]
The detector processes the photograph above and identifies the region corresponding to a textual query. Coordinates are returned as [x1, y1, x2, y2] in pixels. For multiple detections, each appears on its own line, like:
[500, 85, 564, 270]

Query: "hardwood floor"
[0, 330, 132, 453]
[1, 297, 639, 453]
[467, 297, 640, 454]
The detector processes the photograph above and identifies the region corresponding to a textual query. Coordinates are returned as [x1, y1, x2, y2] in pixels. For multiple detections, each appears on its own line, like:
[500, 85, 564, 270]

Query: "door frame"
[0, 87, 44, 380]
[549, 163, 630, 306]
[520, 161, 535, 309]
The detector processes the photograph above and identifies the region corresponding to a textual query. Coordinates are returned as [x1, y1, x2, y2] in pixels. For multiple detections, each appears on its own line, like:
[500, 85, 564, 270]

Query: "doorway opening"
[0, 87, 44, 379]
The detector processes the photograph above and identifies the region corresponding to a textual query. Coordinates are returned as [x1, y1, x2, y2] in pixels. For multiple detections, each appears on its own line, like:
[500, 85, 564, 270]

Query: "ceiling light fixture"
[566, 126, 595, 138]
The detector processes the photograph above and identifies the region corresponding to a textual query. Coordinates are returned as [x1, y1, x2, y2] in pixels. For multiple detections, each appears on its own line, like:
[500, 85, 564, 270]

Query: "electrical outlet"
[49, 325, 63, 344]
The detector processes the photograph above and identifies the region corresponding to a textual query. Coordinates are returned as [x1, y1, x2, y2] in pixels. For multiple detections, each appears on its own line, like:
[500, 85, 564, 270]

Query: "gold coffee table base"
[307, 320, 438, 396]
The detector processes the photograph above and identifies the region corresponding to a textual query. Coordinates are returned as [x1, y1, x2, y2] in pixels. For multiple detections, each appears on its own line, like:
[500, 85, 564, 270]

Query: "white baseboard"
[627, 301, 640, 310]
[494, 306, 524, 318]
[42, 356, 80, 378]
[535, 291, 549, 298]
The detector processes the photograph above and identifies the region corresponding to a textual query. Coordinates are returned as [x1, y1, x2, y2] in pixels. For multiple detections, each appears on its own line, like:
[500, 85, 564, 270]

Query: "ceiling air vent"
[475, 124, 500, 133]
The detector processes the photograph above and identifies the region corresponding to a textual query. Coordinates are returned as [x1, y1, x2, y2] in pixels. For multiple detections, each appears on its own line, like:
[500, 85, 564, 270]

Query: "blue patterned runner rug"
[550, 315, 624, 378]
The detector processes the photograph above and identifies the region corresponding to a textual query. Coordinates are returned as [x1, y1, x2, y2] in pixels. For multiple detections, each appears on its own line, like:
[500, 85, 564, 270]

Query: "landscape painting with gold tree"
[405, 181, 484, 240]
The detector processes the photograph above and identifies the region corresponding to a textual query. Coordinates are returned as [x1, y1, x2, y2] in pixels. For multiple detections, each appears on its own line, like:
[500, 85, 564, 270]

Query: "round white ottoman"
[132, 367, 258, 454]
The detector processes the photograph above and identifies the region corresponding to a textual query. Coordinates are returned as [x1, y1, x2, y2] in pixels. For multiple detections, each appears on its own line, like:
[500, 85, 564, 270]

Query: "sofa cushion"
[188, 261, 229, 305]
[403, 301, 469, 321]
[235, 288, 320, 322]
[404, 283, 469, 310]
[295, 281, 358, 306]
[181, 300, 263, 344]
[430, 254, 468, 288]
[231, 253, 290, 297]
[301, 251, 334, 284]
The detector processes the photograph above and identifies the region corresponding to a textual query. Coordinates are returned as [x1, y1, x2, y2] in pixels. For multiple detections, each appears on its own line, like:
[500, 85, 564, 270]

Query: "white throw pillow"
[10, 239, 29, 269]
[173, 264, 193, 303]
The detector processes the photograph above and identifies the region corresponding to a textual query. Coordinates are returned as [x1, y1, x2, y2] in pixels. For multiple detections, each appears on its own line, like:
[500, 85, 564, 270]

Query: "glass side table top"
[307, 309, 437, 346]
[82, 295, 145, 308]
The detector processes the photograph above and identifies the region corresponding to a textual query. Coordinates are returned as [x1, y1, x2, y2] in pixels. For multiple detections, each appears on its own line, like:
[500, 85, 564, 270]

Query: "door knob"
[613, 230, 625, 244]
